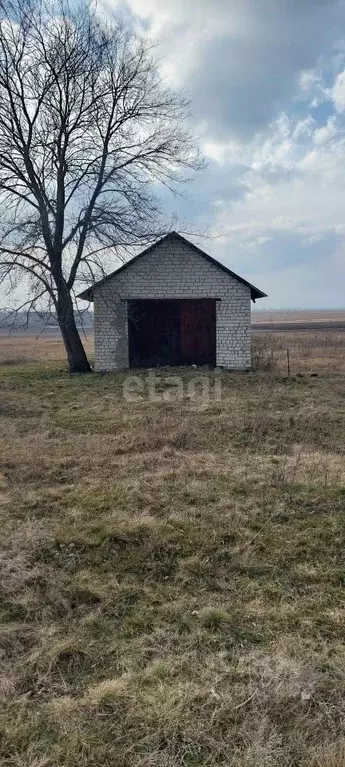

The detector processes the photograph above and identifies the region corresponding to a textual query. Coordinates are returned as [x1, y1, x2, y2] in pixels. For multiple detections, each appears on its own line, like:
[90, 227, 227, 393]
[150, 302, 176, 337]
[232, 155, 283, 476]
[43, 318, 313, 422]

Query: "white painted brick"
[93, 235, 253, 371]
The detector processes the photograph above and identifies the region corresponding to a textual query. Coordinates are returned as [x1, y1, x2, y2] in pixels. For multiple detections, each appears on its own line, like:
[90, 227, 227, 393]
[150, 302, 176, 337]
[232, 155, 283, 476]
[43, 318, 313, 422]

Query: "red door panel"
[180, 299, 216, 366]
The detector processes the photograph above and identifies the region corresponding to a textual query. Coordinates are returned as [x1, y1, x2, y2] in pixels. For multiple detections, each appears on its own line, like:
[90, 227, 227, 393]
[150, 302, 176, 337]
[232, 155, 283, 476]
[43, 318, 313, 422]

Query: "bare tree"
[0, 0, 201, 371]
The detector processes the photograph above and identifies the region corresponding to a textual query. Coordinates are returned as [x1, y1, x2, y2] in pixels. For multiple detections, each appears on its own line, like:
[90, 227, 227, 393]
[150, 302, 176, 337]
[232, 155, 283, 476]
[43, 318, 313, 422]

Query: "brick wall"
[93, 235, 252, 371]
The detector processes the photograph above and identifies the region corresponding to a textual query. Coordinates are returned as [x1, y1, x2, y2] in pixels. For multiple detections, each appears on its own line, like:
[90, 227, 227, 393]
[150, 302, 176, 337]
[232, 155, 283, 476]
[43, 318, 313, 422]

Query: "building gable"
[78, 232, 266, 303]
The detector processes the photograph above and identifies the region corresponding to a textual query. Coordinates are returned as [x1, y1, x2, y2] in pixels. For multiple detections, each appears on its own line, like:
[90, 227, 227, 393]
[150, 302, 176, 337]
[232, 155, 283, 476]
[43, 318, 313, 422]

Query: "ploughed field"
[0, 334, 345, 766]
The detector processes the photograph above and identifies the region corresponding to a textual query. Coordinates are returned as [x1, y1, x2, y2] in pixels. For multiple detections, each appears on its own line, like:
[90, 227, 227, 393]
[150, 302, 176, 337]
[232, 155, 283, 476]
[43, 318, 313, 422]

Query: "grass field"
[1, 327, 345, 373]
[251, 330, 345, 374]
[0, 331, 94, 365]
[1, 333, 345, 766]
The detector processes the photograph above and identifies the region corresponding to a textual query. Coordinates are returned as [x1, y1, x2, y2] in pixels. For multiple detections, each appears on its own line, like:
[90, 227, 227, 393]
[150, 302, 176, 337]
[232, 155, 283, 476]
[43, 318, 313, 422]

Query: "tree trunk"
[56, 288, 92, 373]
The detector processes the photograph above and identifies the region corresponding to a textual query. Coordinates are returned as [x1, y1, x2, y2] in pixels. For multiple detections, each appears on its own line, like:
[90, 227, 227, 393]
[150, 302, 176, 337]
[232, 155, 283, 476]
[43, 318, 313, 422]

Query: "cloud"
[313, 117, 338, 144]
[3, 0, 345, 309]
[113, 0, 345, 139]
[117, 0, 345, 307]
[53, 1, 345, 306]
[207, 112, 345, 246]
[332, 69, 345, 112]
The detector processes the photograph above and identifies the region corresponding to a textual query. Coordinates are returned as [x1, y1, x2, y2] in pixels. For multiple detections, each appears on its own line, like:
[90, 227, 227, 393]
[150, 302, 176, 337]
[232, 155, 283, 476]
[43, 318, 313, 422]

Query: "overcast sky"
[106, 0, 345, 309]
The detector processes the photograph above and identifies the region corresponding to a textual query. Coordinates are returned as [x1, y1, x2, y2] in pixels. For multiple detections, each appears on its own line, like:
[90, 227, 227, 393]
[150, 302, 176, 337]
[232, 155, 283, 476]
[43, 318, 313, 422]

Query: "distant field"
[1, 327, 345, 374]
[252, 308, 345, 332]
[252, 309, 345, 324]
[0, 330, 94, 364]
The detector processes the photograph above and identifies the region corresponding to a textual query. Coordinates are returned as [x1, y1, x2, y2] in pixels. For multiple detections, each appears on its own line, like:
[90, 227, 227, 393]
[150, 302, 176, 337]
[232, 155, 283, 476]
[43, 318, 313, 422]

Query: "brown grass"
[252, 330, 345, 373]
[0, 330, 94, 364]
[1, 328, 344, 374]
[1, 334, 345, 765]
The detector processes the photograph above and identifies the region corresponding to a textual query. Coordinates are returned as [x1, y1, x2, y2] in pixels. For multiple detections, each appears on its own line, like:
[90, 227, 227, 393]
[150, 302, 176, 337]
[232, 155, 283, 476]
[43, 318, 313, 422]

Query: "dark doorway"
[128, 299, 216, 368]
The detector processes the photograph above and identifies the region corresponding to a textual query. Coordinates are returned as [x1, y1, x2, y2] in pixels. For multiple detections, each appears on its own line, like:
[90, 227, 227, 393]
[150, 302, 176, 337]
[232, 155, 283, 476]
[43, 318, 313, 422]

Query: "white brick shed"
[78, 232, 266, 371]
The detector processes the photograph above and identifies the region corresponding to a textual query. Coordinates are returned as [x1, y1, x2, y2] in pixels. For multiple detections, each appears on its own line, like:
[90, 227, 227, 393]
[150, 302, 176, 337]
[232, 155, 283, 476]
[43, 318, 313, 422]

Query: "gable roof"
[77, 232, 267, 302]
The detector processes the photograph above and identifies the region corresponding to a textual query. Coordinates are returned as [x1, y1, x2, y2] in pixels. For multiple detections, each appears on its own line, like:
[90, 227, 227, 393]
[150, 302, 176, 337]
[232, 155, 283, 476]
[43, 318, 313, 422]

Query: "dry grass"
[1, 335, 345, 765]
[0, 331, 94, 364]
[1, 328, 344, 374]
[252, 330, 345, 373]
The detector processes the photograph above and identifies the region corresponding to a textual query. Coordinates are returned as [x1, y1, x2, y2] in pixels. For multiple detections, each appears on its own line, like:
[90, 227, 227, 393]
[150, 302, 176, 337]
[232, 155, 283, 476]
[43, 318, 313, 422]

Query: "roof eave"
[251, 289, 267, 302]
[78, 288, 94, 301]
[79, 288, 267, 303]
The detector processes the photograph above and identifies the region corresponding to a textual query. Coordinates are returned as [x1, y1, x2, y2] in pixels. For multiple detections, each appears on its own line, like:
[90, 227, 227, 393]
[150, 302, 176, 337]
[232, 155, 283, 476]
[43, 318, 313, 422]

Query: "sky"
[105, 0, 345, 309]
